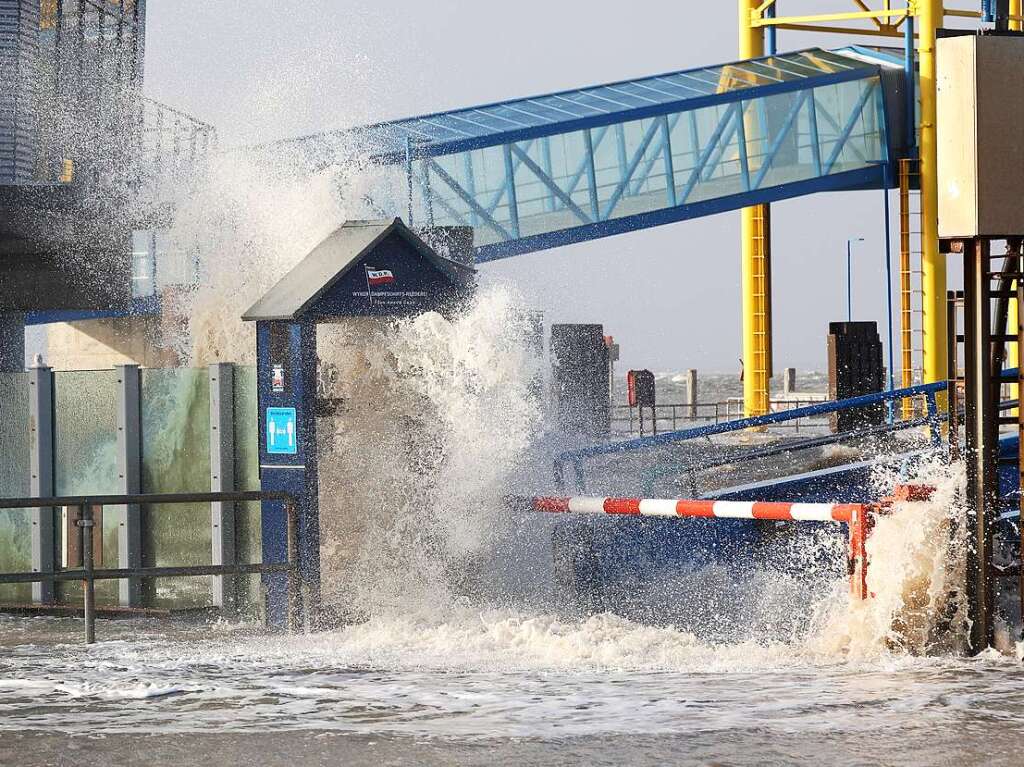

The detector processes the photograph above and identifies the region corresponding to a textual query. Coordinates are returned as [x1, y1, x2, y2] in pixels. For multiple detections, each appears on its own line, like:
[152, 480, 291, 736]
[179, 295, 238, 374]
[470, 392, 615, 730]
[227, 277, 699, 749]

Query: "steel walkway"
[282, 47, 901, 262]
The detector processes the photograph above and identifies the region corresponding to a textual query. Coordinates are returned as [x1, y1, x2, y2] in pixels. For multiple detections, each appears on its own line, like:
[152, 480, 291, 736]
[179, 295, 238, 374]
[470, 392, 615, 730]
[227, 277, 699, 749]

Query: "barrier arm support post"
[848, 505, 872, 601]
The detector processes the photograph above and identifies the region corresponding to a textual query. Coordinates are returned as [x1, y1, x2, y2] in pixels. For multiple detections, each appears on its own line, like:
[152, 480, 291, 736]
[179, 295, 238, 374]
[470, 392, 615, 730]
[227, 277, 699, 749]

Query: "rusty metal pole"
[848, 507, 869, 601]
[80, 505, 96, 644]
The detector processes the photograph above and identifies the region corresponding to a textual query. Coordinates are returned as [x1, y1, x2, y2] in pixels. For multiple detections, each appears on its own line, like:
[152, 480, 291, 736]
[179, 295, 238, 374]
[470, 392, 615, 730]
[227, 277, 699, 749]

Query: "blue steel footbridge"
[276, 45, 909, 263]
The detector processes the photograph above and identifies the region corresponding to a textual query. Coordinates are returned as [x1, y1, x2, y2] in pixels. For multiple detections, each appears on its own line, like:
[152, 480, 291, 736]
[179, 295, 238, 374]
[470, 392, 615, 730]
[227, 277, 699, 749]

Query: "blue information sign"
[266, 407, 298, 455]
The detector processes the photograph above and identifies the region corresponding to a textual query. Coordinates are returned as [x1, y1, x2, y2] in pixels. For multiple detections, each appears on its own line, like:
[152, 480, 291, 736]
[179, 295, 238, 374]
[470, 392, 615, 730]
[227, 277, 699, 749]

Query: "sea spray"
[120, 132, 982, 658]
[315, 287, 546, 620]
[810, 457, 968, 659]
[161, 145, 380, 366]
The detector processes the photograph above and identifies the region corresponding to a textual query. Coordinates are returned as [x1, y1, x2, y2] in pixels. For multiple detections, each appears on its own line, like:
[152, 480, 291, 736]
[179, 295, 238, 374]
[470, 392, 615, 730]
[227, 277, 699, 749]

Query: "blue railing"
[555, 381, 947, 491]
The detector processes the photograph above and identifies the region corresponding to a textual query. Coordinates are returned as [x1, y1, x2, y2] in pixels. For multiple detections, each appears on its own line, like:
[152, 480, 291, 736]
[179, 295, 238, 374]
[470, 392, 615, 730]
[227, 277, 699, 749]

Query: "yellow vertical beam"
[1012, 0, 1023, 31]
[739, 0, 771, 417]
[919, 0, 948, 400]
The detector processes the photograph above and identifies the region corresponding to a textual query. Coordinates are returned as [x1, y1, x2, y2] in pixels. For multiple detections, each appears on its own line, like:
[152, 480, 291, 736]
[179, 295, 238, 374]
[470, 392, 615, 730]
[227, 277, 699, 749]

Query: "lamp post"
[846, 237, 865, 322]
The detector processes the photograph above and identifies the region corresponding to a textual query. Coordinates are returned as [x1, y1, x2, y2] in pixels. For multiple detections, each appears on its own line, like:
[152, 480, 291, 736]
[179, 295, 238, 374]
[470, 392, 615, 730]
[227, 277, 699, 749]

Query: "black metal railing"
[0, 491, 299, 644]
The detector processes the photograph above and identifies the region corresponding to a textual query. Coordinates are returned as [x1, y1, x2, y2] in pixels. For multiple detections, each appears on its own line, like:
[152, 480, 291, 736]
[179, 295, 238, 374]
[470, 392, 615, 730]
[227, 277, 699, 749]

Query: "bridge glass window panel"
[813, 77, 886, 176]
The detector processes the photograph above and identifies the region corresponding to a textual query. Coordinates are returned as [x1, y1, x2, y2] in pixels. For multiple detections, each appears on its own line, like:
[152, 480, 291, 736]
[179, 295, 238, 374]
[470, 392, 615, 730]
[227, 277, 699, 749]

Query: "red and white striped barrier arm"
[523, 496, 861, 524]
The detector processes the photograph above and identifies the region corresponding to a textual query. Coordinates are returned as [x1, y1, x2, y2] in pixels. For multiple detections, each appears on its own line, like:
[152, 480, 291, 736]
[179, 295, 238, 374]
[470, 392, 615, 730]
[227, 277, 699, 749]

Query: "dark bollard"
[79, 505, 96, 644]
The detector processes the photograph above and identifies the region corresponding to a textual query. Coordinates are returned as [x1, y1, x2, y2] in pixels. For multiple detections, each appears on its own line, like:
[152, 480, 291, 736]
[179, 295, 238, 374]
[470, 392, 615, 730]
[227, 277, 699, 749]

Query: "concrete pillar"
[0, 313, 26, 372]
[28, 365, 54, 604]
[115, 364, 142, 606]
[783, 367, 797, 395]
[686, 369, 698, 419]
[209, 363, 236, 612]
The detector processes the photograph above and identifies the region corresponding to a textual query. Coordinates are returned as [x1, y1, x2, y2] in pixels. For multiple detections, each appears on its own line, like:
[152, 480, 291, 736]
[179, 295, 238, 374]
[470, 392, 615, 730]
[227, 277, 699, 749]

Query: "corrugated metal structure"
[0, 0, 39, 183]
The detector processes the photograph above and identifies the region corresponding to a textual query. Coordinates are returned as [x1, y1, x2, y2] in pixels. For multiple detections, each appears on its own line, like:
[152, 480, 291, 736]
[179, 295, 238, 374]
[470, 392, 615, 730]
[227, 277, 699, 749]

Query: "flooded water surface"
[2, 612, 1023, 767]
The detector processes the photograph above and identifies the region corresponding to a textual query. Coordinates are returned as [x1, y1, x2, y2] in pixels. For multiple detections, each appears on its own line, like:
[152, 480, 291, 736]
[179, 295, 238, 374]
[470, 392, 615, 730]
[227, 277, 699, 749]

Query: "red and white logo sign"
[365, 266, 395, 286]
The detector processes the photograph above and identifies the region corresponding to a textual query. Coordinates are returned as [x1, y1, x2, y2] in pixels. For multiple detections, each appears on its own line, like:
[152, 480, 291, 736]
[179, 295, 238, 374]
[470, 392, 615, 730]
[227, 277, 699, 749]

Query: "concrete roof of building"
[242, 218, 475, 322]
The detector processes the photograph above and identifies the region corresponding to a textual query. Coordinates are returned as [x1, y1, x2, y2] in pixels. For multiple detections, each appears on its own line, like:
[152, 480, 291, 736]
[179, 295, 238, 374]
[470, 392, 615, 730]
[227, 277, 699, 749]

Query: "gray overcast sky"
[142, 2, 965, 375]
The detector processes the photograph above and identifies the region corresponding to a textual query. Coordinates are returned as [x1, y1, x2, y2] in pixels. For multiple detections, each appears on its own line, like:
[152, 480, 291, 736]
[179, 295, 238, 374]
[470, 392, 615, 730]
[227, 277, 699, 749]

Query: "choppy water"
[2, 613, 1023, 767]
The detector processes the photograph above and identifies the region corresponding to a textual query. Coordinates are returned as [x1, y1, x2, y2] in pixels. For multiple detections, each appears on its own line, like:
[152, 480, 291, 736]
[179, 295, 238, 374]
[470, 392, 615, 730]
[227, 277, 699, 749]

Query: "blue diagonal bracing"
[277, 47, 898, 262]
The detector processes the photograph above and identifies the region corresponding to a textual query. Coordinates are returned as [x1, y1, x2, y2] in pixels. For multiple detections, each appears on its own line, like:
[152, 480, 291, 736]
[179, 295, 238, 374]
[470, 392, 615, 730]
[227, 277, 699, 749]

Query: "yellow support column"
[1011, 6, 1022, 417]
[919, 0, 948, 400]
[739, 0, 771, 417]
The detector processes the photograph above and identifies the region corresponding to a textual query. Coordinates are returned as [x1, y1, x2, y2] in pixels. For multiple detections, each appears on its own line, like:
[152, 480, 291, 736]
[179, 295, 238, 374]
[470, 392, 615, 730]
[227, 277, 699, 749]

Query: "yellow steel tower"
[738, 0, 771, 418]
[917, 0, 947, 407]
[738, 1, 959, 418]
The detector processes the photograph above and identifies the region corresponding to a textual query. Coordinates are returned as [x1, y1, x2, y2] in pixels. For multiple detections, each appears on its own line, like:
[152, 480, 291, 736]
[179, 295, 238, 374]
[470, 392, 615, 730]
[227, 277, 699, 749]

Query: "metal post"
[847, 239, 853, 322]
[29, 365, 55, 604]
[963, 238, 995, 653]
[846, 237, 864, 322]
[209, 363, 236, 612]
[783, 367, 796, 395]
[848, 507, 869, 601]
[947, 290, 961, 460]
[115, 364, 142, 607]
[686, 369, 698, 419]
[80, 505, 96, 644]
[904, 14, 916, 154]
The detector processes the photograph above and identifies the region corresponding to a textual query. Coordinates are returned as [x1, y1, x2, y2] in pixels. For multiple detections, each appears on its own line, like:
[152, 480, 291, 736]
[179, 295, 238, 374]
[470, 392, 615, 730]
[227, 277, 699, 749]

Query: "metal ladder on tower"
[899, 158, 924, 419]
[751, 203, 771, 415]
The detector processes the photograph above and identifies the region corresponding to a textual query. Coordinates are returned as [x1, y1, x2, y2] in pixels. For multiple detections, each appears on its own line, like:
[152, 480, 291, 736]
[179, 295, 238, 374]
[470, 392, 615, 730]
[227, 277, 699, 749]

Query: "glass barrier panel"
[0, 373, 30, 602]
[54, 369, 120, 604]
[141, 368, 211, 608]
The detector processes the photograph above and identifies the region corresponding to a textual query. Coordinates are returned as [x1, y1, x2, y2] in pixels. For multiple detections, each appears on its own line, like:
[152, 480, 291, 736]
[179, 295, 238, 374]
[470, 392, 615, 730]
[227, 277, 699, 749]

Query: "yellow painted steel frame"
[739, 1, 951, 418]
[739, 0, 772, 417]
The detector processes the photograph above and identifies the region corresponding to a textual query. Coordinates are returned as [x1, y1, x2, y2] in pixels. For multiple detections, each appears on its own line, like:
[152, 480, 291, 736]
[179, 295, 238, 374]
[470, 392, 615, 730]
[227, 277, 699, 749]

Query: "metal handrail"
[611, 397, 830, 434]
[0, 491, 300, 644]
[555, 381, 948, 490]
